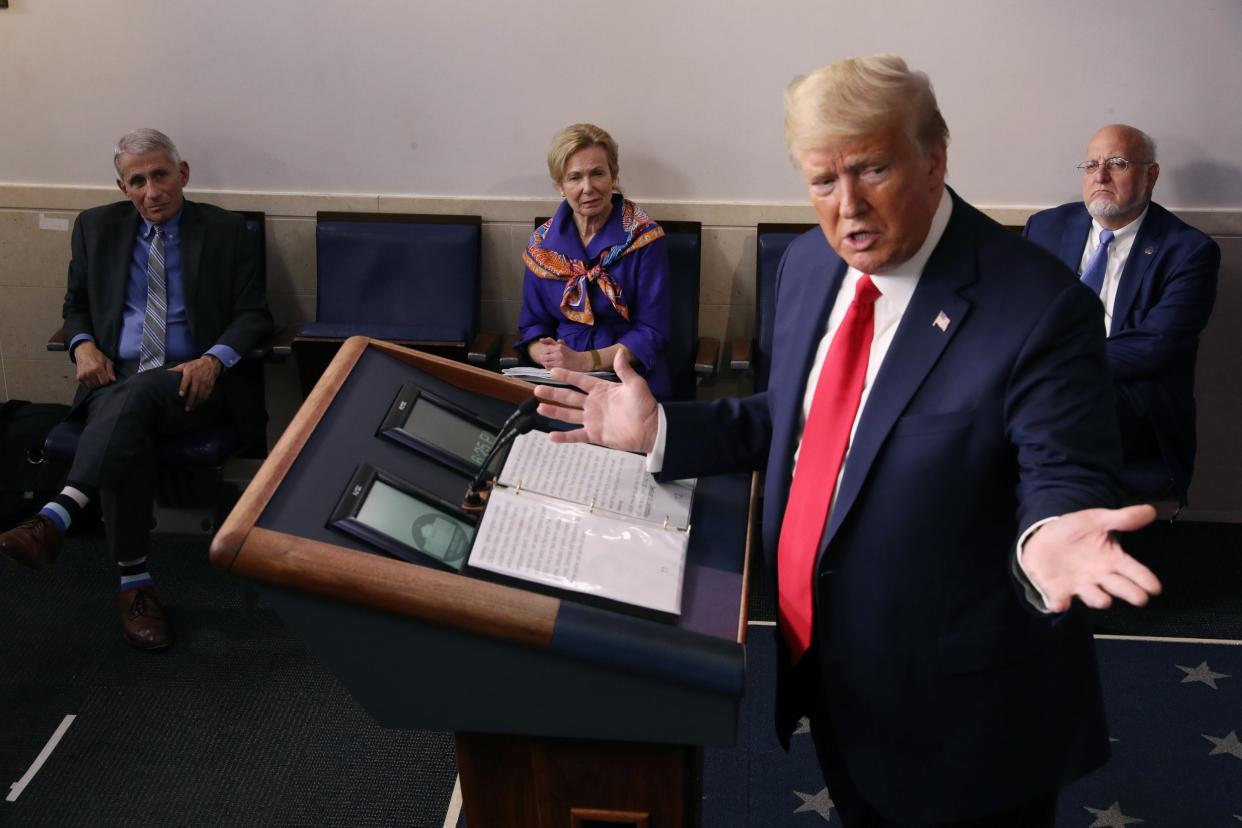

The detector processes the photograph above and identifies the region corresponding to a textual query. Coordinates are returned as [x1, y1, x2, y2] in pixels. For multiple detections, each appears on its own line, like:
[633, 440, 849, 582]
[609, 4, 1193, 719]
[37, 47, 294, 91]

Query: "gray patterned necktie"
[138, 225, 167, 372]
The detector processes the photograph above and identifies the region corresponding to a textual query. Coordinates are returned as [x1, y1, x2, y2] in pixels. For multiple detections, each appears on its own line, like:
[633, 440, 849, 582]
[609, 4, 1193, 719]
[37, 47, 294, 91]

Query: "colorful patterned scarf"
[523, 198, 664, 325]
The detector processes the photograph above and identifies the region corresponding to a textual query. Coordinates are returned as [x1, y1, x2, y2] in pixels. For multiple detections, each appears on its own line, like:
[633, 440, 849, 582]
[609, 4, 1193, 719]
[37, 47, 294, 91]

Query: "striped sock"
[118, 556, 152, 592]
[38, 486, 91, 534]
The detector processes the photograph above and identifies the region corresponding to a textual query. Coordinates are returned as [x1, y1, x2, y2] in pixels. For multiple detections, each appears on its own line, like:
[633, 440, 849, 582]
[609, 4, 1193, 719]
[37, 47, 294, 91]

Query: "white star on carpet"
[794, 717, 811, 735]
[793, 788, 834, 820]
[1177, 660, 1230, 689]
[1084, 801, 1144, 826]
[1203, 730, 1242, 759]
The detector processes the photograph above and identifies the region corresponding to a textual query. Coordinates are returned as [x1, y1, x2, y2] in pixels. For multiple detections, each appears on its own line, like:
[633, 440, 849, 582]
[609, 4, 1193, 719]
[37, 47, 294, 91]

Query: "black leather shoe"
[118, 587, 173, 651]
[0, 514, 63, 569]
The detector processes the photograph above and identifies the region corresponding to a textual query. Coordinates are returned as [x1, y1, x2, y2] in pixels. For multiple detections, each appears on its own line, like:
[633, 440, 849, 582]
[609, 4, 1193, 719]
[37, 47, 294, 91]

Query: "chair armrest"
[47, 327, 67, 353]
[498, 334, 521, 369]
[269, 326, 298, 359]
[467, 332, 501, 365]
[729, 337, 753, 372]
[693, 337, 720, 376]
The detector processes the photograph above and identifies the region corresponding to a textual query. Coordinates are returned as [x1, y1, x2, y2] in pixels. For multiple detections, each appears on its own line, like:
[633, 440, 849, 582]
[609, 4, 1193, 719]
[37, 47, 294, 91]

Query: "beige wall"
[5, 2, 1241, 210]
[1, 185, 1238, 520]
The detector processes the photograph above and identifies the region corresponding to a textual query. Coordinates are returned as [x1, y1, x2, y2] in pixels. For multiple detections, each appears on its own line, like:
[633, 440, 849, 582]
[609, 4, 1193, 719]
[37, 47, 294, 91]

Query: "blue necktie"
[1079, 229, 1115, 297]
[138, 226, 167, 373]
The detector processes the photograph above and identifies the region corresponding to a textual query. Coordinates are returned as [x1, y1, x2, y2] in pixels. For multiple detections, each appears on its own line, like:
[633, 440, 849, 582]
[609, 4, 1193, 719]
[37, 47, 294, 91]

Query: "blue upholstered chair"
[292, 212, 486, 396]
[729, 223, 817, 393]
[660, 220, 718, 400]
[488, 217, 717, 401]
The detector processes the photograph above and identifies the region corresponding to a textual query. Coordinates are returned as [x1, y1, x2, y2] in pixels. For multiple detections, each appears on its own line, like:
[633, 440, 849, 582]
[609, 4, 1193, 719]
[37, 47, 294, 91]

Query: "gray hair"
[1120, 125, 1157, 162]
[785, 54, 949, 156]
[1138, 130, 1157, 162]
[113, 129, 182, 177]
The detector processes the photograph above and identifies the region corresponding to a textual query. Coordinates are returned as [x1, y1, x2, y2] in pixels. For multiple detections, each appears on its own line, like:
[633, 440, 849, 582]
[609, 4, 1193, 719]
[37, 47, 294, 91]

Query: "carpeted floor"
[713, 518, 1242, 826]
[4, 518, 1239, 827]
[1, 528, 457, 828]
[701, 627, 1242, 827]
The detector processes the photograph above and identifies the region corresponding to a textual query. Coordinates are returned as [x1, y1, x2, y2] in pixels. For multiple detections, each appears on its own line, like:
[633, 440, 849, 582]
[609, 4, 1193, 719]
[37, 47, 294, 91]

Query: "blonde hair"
[784, 55, 949, 155]
[547, 123, 621, 190]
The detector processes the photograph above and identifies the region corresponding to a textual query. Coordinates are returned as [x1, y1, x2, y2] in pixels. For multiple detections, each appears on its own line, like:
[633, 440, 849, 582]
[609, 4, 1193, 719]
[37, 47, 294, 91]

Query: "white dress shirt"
[1078, 207, 1147, 333]
[648, 187, 952, 497]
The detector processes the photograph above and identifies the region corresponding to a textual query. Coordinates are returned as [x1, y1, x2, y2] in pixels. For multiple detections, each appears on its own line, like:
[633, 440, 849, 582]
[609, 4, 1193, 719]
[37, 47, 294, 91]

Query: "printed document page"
[468, 487, 686, 615]
[498, 432, 695, 530]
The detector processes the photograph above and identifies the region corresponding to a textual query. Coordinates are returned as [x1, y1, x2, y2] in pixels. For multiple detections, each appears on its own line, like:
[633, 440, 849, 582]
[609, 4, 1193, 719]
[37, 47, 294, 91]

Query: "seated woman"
[517, 123, 672, 399]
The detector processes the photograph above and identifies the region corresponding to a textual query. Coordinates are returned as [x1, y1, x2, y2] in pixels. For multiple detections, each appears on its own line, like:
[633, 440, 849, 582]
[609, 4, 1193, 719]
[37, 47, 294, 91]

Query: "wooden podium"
[210, 337, 755, 827]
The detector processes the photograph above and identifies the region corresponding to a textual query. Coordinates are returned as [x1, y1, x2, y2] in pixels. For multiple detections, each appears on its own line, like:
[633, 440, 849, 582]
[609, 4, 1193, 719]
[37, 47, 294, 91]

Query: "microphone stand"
[462, 397, 538, 513]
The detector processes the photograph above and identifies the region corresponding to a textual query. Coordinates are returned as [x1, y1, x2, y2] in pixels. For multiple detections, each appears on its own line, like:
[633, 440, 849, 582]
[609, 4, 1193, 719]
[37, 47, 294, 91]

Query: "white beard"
[1087, 198, 1127, 218]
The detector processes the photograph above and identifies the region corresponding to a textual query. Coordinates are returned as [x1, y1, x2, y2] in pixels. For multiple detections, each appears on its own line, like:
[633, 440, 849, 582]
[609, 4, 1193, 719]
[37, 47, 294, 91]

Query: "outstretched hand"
[532, 350, 660, 453]
[1021, 504, 1162, 612]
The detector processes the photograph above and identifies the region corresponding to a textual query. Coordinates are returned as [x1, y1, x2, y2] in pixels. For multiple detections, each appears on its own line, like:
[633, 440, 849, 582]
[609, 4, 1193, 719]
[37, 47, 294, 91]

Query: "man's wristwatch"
[590, 349, 602, 371]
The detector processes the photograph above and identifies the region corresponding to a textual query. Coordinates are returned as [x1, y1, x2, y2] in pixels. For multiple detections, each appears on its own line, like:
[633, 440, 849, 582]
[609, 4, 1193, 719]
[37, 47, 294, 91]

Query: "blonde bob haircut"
[784, 55, 949, 157]
[546, 123, 622, 192]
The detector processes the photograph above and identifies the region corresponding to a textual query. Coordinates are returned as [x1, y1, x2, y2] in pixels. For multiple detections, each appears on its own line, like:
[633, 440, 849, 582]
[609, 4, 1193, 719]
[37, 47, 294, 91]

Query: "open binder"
[467, 432, 695, 619]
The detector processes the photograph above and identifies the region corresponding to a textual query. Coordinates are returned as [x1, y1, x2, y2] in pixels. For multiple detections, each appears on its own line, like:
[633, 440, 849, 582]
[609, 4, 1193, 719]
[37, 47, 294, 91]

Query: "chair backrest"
[231, 210, 269, 454]
[659, 220, 702, 401]
[311, 212, 482, 344]
[235, 210, 267, 279]
[755, 223, 817, 392]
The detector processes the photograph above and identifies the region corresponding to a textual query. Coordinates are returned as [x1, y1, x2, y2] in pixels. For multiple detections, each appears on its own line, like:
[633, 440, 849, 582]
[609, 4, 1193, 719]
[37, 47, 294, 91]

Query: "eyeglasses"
[1076, 157, 1154, 175]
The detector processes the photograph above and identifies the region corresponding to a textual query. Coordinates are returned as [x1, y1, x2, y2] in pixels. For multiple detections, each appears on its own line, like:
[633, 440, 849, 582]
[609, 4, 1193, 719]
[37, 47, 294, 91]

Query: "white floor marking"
[441, 774, 463, 828]
[7, 714, 76, 802]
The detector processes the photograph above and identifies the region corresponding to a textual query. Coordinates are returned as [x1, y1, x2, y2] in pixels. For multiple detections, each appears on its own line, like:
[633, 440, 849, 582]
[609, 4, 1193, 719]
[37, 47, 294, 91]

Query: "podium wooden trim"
[211, 338, 557, 644]
[210, 337, 755, 827]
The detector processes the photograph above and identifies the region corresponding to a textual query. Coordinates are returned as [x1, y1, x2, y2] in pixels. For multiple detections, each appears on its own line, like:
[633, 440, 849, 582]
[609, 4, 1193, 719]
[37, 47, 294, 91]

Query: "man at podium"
[532, 55, 1161, 826]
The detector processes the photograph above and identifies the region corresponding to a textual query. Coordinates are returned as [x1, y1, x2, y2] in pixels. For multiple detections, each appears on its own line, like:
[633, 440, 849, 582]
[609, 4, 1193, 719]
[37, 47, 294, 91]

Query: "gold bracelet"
[590, 349, 602, 371]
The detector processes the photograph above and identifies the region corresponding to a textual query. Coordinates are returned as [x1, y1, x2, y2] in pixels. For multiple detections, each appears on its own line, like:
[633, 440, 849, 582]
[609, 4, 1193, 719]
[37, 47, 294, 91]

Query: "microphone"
[494, 396, 539, 443]
[463, 397, 538, 509]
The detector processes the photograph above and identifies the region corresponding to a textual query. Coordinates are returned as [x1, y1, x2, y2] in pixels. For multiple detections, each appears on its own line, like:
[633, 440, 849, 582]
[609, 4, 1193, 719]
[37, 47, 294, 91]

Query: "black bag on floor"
[0, 400, 72, 530]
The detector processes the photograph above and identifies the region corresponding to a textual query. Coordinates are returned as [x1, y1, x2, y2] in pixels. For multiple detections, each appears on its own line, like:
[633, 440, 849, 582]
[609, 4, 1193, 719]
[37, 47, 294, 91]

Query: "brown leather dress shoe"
[118, 587, 173, 650]
[0, 514, 63, 569]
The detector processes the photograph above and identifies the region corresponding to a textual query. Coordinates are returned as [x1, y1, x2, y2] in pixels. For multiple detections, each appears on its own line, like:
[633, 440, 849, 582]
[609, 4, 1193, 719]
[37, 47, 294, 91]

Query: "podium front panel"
[216, 340, 753, 746]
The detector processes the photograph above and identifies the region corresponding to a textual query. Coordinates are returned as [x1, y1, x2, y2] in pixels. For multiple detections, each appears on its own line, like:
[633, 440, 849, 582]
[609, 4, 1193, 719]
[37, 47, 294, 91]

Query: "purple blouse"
[517, 194, 672, 398]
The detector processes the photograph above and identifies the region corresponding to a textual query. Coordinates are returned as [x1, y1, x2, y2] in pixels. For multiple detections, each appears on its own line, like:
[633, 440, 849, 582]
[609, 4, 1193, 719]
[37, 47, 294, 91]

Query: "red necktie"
[777, 274, 881, 662]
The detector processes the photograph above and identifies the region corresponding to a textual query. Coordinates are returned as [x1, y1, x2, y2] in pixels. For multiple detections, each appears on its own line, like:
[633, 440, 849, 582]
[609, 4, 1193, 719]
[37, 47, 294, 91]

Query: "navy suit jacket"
[62, 199, 273, 451]
[661, 192, 1120, 821]
[1024, 201, 1219, 500]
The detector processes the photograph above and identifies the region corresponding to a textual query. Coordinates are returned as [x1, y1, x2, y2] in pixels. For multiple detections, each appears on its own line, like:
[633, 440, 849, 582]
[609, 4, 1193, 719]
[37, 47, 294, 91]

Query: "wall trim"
[3, 183, 1241, 235]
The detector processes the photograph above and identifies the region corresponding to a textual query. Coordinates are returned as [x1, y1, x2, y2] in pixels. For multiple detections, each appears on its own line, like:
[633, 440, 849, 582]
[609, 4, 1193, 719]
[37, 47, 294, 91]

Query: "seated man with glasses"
[1024, 124, 1219, 503]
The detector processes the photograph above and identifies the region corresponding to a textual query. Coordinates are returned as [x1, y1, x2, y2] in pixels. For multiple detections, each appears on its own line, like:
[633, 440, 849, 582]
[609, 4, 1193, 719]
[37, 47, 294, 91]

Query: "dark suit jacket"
[62, 199, 273, 451]
[1023, 201, 1219, 500]
[661, 192, 1120, 822]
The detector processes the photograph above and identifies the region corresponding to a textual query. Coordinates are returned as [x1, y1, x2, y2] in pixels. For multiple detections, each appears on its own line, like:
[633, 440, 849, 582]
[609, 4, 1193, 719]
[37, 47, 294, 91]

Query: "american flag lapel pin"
[932, 310, 951, 332]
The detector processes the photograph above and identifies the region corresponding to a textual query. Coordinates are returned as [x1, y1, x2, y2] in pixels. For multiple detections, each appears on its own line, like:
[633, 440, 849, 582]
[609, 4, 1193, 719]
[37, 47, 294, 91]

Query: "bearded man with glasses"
[1025, 124, 1219, 504]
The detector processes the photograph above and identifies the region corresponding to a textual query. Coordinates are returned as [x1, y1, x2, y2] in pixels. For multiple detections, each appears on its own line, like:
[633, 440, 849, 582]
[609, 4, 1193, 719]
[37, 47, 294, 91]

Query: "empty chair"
[293, 212, 484, 395]
[730, 222, 817, 393]
[661, 219, 718, 401]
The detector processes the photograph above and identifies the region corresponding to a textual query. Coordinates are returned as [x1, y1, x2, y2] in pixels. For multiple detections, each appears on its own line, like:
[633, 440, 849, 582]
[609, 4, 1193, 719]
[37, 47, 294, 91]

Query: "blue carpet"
[701, 625, 1242, 826]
